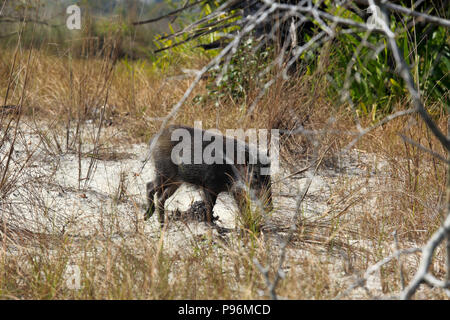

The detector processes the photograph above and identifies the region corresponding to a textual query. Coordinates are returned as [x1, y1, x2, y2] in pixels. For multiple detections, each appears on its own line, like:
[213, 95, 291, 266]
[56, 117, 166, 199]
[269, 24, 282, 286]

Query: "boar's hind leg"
[144, 181, 157, 220]
[202, 189, 218, 224]
[156, 183, 180, 227]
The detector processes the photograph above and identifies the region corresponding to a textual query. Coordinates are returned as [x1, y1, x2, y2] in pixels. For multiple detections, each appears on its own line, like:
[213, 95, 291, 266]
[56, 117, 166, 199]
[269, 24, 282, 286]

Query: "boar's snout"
[241, 164, 273, 213]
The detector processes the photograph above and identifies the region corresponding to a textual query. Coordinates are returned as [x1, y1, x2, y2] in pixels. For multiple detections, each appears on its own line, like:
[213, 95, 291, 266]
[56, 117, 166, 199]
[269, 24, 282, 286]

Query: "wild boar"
[144, 125, 273, 226]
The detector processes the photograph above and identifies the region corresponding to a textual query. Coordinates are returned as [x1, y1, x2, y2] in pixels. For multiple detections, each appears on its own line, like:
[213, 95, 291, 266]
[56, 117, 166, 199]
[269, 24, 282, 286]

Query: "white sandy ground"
[1, 120, 433, 299]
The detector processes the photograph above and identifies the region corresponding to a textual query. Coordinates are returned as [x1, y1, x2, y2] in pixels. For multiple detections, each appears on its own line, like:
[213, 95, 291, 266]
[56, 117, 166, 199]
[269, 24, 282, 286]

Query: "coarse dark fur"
[144, 125, 273, 226]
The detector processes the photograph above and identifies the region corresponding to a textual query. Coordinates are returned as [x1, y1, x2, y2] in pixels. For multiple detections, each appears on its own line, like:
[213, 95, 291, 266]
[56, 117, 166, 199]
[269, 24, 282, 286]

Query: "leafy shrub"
[320, 6, 449, 119]
[194, 38, 272, 108]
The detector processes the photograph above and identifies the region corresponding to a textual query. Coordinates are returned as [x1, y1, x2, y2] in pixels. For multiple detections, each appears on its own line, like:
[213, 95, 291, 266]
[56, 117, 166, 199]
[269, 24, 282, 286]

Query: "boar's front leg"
[202, 189, 218, 224]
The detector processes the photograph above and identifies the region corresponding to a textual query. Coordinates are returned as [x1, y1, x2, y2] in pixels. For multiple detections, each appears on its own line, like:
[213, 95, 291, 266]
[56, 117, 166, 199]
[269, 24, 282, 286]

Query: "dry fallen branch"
[400, 214, 450, 298]
[334, 247, 421, 300]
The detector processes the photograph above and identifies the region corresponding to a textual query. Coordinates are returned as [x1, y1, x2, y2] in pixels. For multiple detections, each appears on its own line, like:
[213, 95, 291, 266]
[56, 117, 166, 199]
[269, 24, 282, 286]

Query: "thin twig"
[132, 0, 205, 25]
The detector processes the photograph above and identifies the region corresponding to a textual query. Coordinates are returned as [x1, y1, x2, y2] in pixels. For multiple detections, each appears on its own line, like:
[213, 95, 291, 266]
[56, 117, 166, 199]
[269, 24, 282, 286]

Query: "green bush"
[200, 38, 271, 106]
[320, 6, 449, 118]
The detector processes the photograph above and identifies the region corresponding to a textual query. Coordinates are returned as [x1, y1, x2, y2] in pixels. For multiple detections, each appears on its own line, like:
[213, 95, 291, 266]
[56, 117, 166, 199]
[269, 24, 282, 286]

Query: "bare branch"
[400, 214, 450, 299]
[132, 0, 205, 25]
[335, 247, 421, 299]
[355, 0, 450, 28]
[399, 134, 450, 164]
[377, 3, 450, 152]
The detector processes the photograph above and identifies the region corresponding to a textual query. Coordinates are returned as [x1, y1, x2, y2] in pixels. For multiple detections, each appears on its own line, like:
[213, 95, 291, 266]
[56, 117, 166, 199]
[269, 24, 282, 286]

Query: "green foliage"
[194, 38, 272, 108]
[151, 0, 240, 71]
[325, 32, 402, 118]
[319, 6, 449, 119]
[416, 27, 450, 107]
[151, 35, 207, 72]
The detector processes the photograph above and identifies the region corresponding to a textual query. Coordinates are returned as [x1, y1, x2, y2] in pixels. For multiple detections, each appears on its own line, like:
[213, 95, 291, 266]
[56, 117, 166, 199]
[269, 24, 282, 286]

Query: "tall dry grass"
[0, 28, 448, 299]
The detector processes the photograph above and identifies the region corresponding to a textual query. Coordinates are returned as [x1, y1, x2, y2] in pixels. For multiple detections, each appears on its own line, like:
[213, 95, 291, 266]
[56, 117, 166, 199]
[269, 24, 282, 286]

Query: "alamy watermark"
[66, 5, 81, 30]
[170, 121, 279, 175]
